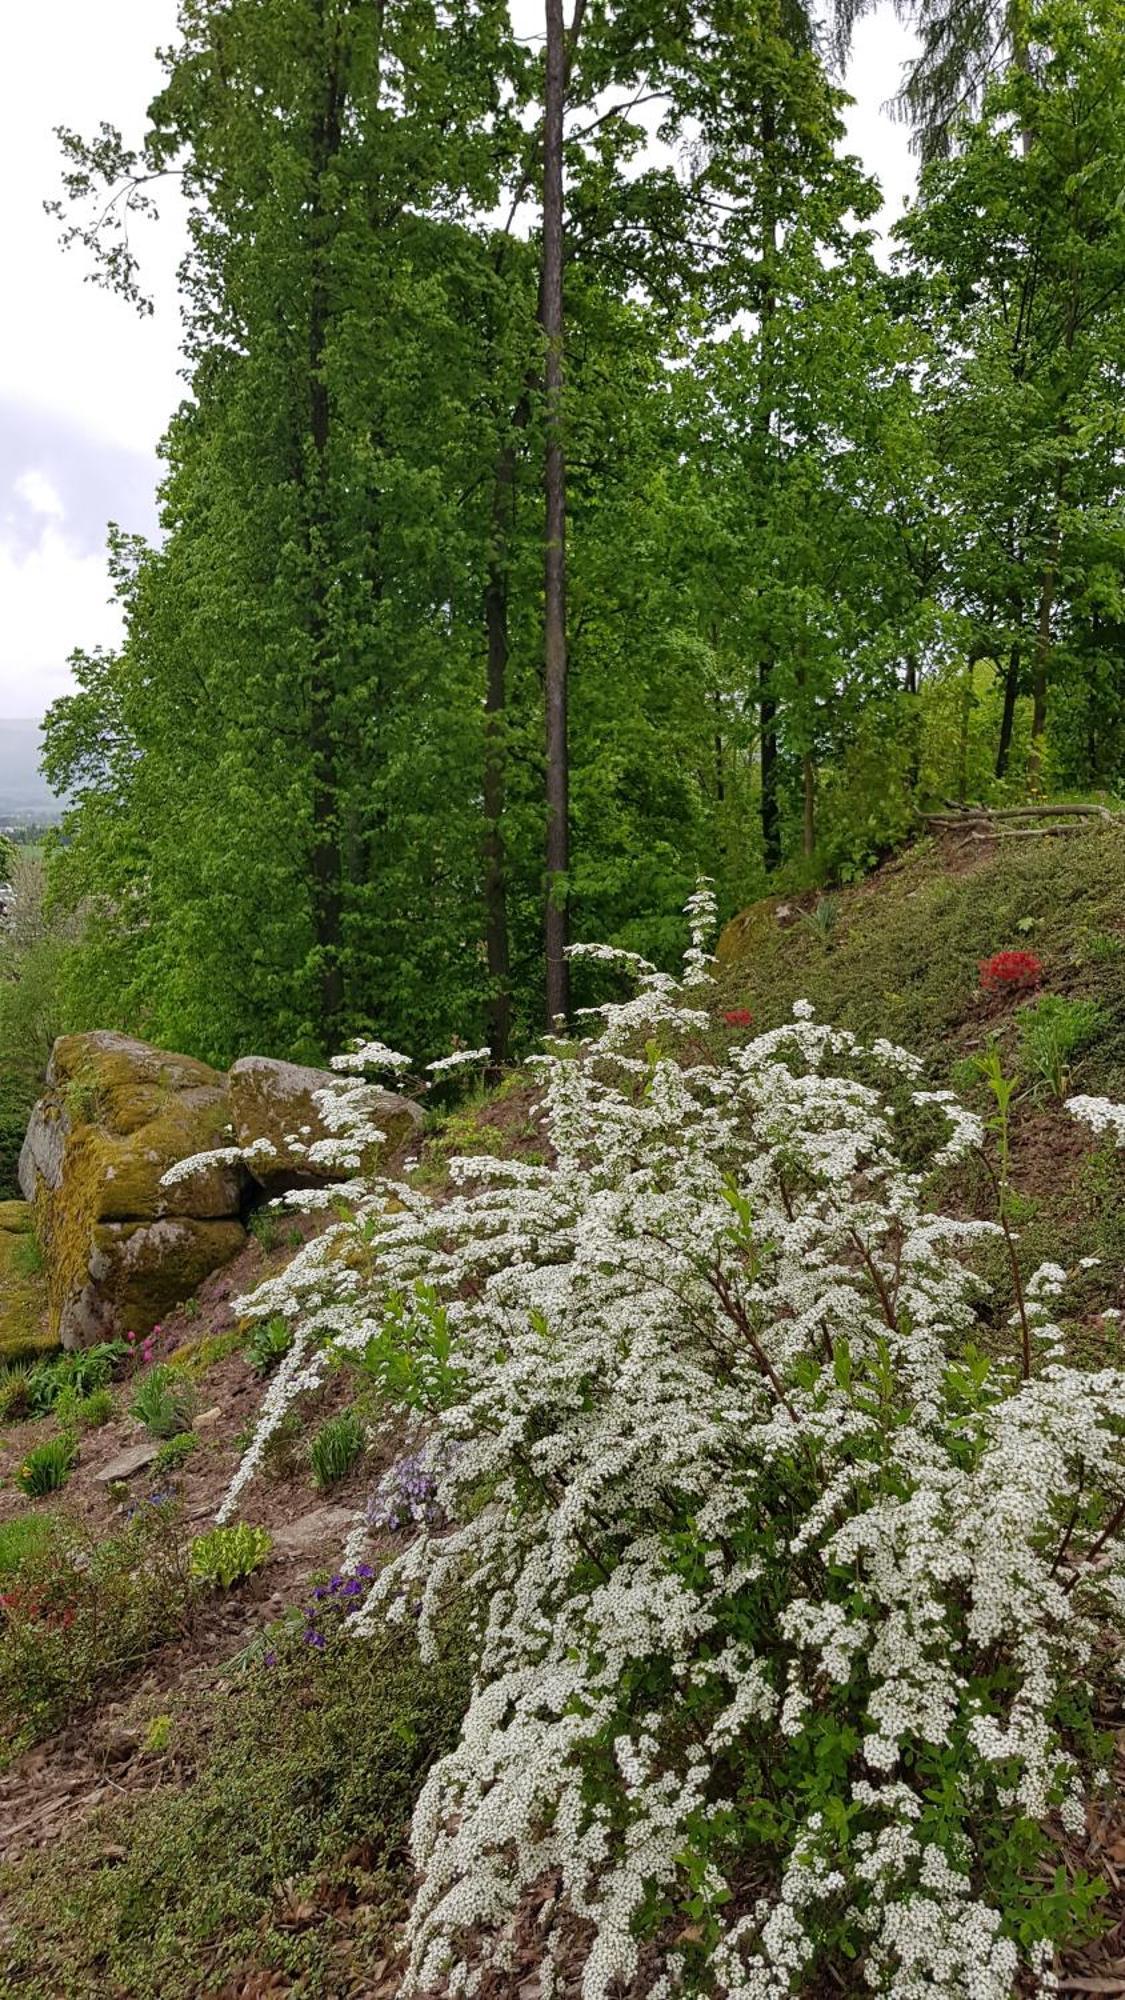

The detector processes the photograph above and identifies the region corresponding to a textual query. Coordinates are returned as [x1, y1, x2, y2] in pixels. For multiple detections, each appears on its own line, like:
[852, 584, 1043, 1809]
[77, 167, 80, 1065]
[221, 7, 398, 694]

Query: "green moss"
[717, 827, 1125, 1097]
[0, 1608, 471, 1999]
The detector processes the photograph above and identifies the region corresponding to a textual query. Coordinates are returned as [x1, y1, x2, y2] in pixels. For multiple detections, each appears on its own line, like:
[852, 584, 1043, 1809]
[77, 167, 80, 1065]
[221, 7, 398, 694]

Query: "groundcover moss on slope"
[717, 830, 1125, 1091]
[0, 1609, 471, 2000]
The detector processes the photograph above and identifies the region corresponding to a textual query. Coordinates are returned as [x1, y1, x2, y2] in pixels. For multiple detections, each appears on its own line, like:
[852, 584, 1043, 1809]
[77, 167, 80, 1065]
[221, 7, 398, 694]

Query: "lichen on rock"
[20, 1032, 249, 1349]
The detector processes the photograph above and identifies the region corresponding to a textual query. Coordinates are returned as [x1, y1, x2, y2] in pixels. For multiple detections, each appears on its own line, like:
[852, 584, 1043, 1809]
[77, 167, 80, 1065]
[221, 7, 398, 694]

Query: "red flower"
[979, 950, 1043, 993]
[723, 1008, 753, 1028]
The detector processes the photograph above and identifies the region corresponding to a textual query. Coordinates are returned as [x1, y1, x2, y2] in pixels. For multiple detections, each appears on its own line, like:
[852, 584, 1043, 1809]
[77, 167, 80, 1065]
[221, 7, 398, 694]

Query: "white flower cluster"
[330, 1036, 412, 1077]
[1068, 1093, 1125, 1146]
[218, 893, 1125, 1998]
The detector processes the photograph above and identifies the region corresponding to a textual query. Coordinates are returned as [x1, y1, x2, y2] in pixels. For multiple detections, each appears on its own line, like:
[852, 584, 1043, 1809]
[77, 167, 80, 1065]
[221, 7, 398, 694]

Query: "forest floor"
[2, 824, 1125, 1997]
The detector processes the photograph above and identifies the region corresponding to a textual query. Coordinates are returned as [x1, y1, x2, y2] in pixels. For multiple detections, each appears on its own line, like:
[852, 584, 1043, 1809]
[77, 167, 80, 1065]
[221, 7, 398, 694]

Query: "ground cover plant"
[0, 1502, 195, 1757]
[0, 1597, 473, 1999]
[196, 887, 1125, 1997]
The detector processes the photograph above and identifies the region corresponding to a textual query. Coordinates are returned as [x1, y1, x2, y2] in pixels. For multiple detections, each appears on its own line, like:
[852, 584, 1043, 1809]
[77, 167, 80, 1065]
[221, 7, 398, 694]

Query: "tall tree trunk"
[305, 17, 346, 1040]
[756, 98, 781, 873]
[759, 661, 781, 869]
[483, 440, 516, 1068]
[542, 0, 569, 1026]
[1028, 508, 1062, 787]
[802, 755, 815, 859]
[995, 639, 1021, 779]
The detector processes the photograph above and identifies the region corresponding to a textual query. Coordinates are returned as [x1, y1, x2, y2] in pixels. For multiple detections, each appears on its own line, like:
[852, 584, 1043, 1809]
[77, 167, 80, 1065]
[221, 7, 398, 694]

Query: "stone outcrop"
[19, 1032, 249, 1350]
[228, 1055, 423, 1195]
[16, 1032, 424, 1349]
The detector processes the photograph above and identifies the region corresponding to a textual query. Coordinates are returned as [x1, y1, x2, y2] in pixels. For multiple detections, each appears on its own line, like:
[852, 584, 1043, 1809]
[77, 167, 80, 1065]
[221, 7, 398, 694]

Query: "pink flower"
[723, 1008, 753, 1029]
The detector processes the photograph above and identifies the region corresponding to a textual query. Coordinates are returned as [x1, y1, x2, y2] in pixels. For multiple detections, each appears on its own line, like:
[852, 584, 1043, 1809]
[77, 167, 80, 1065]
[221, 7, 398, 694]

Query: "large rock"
[20, 1032, 249, 1349]
[228, 1056, 422, 1194]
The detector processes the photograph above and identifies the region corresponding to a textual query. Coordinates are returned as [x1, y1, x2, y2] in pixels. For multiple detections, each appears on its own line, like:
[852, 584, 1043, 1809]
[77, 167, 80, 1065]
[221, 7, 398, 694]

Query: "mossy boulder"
[228, 1056, 423, 1195]
[0, 1199, 54, 1366]
[19, 1033, 249, 1349]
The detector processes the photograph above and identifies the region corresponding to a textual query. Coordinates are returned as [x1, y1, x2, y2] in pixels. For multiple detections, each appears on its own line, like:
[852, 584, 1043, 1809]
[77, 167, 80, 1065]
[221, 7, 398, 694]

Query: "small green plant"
[799, 893, 840, 944]
[309, 1408, 367, 1490]
[0, 1364, 32, 1423]
[153, 1430, 199, 1475]
[1083, 928, 1124, 964]
[244, 1314, 292, 1377]
[14, 1433, 77, 1497]
[73, 1385, 115, 1430]
[964, 1040, 1019, 1196]
[0, 1513, 56, 1576]
[1016, 992, 1105, 1102]
[129, 1364, 198, 1440]
[249, 1208, 282, 1254]
[260, 1407, 305, 1482]
[189, 1523, 272, 1589]
[142, 1712, 174, 1755]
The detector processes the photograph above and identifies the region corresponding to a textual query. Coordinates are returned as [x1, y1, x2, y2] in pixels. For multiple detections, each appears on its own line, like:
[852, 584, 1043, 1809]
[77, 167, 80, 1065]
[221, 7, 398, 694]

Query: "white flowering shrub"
[220, 893, 1124, 1997]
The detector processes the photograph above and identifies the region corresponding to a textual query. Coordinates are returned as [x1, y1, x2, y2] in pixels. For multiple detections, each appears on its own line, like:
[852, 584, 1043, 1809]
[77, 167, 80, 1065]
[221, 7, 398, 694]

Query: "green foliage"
[1017, 993, 1106, 1102]
[308, 1409, 366, 1491]
[0, 1364, 33, 1424]
[0, 1513, 56, 1577]
[244, 1314, 292, 1377]
[26, 1341, 127, 1416]
[14, 1431, 77, 1497]
[0, 1503, 193, 1755]
[189, 1523, 271, 1590]
[153, 1430, 199, 1475]
[352, 1283, 464, 1414]
[70, 1385, 115, 1431]
[0, 1606, 471, 1997]
[128, 1363, 198, 1439]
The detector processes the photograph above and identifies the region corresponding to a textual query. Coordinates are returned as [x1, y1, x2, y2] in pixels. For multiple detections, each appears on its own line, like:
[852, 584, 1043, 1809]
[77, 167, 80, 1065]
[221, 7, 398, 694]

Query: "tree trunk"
[995, 639, 1021, 779]
[756, 96, 781, 873]
[542, 0, 569, 1026]
[802, 755, 815, 859]
[760, 660, 781, 869]
[484, 481, 513, 1069]
[1028, 510, 1062, 787]
[305, 18, 346, 1039]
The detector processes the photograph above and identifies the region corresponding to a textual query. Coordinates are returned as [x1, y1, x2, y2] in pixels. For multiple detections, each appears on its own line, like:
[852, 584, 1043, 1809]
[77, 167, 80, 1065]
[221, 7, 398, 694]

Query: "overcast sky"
[1, 1, 918, 724]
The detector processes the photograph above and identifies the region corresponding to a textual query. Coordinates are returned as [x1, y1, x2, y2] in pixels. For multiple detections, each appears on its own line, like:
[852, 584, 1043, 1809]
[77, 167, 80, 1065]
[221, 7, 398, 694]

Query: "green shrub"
[129, 1364, 198, 1439]
[0, 1605, 471, 1998]
[153, 1430, 199, 1475]
[1016, 992, 1106, 1101]
[189, 1523, 272, 1589]
[0, 1503, 194, 1754]
[309, 1408, 366, 1490]
[74, 1384, 115, 1429]
[14, 1431, 77, 1496]
[244, 1313, 292, 1376]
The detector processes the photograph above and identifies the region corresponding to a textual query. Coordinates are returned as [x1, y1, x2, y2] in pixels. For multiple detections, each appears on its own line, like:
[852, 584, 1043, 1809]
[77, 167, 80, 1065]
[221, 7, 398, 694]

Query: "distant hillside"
[0, 720, 65, 823]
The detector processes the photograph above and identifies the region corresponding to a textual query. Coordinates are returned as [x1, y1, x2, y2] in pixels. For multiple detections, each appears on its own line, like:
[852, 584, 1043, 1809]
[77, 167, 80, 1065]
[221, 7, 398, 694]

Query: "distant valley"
[0, 720, 65, 824]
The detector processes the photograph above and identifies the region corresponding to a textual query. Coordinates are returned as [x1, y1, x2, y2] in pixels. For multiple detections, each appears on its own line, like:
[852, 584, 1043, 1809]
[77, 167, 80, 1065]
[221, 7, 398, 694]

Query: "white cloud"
[0, 519, 122, 719]
[14, 468, 65, 520]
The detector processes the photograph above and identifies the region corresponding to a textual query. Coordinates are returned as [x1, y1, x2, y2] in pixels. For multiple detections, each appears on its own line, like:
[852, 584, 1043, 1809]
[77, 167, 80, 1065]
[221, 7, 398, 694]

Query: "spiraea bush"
[166, 886, 1125, 1997]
